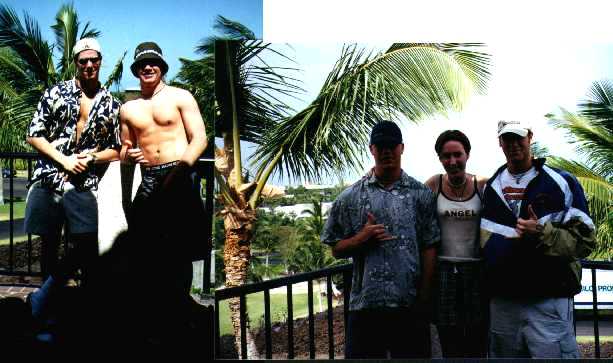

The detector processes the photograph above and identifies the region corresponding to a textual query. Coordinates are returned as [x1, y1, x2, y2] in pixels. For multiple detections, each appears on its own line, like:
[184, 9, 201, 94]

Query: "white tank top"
[436, 174, 482, 262]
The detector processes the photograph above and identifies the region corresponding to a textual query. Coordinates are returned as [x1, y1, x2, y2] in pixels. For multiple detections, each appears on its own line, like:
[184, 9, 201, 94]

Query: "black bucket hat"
[130, 41, 169, 77]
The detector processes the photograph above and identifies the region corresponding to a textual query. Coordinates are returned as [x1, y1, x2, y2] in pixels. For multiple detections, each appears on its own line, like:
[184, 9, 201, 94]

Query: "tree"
[0, 3, 126, 207]
[251, 217, 280, 276]
[295, 197, 325, 241]
[546, 80, 613, 259]
[0, 2, 125, 152]
[183, 16, 491, 357]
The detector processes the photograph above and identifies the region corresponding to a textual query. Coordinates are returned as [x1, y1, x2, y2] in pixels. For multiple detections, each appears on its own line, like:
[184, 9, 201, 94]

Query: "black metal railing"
[578, 260, 613, 359]
[214, 264, 352, 359]
[0, 152, 38, 280]
[0, 152, 215, 294]
[215, 260, 613, 360]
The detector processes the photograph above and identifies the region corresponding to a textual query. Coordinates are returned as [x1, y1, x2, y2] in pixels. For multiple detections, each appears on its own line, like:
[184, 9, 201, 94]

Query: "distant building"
[259, 202, 333, 219]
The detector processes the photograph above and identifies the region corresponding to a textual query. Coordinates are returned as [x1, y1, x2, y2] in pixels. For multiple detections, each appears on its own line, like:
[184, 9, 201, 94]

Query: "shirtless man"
[120, 42, 208, 303]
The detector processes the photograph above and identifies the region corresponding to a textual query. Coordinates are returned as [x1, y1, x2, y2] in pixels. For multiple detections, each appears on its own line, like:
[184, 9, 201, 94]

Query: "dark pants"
[345, 307, 431, 359]
[438, 322, 488, 358]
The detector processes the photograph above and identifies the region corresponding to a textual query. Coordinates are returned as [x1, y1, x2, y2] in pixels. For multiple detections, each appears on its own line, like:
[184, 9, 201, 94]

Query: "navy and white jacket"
[480, 158, 595, 298]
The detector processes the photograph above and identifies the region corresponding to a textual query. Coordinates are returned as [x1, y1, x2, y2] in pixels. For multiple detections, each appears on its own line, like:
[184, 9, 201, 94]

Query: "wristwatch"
[89, 152, 98, 165]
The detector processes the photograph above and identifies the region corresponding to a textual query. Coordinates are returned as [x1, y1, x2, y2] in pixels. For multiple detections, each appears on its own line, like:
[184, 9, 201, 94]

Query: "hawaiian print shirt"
[27, 79, 121, 192]
[321, 170, 440, 311]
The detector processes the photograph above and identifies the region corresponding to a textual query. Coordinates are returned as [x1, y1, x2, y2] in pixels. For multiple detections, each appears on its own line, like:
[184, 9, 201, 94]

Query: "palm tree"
[0, 2, 125, 208]
[0, 3, 125, 152]
[299, 197, 326, 243]
[546, 80, 613, 259]
[181, 16, 491, 357]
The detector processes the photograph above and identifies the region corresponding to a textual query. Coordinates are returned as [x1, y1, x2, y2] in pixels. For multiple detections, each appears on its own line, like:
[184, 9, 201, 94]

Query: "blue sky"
[2, 0, 262, 89]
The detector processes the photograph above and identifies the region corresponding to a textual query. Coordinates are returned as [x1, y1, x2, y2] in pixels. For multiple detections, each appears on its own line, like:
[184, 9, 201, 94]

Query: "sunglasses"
[135, 59, 163, 69]
[77, 57, 101, 65]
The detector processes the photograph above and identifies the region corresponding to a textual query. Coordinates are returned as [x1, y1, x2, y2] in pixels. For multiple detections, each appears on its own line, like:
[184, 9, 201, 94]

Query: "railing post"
[200, 292, 215, 361]
[287, 283, 294, 359]
[591, 268, 600, 358]
[8, 157, 14, 272]
[308, 279, 315, 359]
[326, 275, 334, 359]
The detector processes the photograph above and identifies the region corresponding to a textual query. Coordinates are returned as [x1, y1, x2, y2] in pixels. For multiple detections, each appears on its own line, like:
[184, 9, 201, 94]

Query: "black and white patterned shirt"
[27, 79, 121, 192]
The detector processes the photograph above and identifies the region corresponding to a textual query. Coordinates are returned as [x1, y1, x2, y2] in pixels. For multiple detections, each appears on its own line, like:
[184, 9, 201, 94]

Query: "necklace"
[447, 174, 468, 199]
[146, 84, 165, 99]
[510, 169, 531, 184]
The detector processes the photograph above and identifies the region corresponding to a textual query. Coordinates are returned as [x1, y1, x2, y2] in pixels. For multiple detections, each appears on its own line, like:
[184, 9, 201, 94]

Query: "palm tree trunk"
[223, 210, 259, 358]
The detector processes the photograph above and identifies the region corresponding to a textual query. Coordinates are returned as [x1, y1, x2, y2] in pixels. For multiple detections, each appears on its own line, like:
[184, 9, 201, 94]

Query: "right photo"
[213, 36, 612, 360]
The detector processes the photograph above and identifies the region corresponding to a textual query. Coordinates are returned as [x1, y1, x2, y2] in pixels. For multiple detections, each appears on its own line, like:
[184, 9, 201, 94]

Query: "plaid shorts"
[434, 260, 487, 326]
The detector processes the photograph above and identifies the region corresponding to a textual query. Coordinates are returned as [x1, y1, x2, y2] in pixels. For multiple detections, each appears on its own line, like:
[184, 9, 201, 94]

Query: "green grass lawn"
[0, 235, 29, 246]
[577, 336, 613, 343]
[217, 290, 339, 336]
[0, 201, 26, 221]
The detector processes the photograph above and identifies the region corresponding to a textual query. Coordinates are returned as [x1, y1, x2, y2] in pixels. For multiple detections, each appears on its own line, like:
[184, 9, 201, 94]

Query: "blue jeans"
[489, 296, 580, 358]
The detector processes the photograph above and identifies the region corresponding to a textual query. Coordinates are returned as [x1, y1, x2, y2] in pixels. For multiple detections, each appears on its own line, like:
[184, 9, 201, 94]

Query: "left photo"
[0, 0, 262, 353]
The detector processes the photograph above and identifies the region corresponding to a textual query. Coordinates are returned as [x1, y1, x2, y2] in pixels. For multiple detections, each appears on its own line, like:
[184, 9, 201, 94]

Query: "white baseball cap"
[73, 38, 101, 58]
[497, 120, 531, 137]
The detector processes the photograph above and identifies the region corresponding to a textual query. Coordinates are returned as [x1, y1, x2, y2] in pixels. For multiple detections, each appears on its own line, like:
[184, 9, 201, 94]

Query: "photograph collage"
[0, 0, 611, 360]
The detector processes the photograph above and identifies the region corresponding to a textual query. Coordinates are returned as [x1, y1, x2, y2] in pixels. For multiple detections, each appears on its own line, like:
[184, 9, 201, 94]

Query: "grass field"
[577, 336, 613, 343]
[0, 201, 26, 221]
[0, 235, 29, 246]
[217, 290, 338, 336]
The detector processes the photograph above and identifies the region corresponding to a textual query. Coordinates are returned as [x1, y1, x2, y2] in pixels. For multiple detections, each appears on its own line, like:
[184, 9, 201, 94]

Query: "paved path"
[0, 284, 38, 300]
[2, 177, 28, 200]
[577, 319, 613, 336]
[0, 219, 26, 240]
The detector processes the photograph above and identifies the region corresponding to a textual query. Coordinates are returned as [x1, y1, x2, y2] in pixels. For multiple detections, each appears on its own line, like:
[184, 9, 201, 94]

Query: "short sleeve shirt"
[27, 79, 121, 192]
[321, 170, 440, 311]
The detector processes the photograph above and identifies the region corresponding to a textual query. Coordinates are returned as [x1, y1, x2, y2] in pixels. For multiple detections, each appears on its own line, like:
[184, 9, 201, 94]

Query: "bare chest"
[128, 101, 182, 133]
[76, 95, 94, 142]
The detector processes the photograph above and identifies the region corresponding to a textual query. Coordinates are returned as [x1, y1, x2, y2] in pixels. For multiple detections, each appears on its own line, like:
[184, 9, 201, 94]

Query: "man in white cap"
[480, 120, 595, 358]
[119, 41, 208, 344]
[25, 38, 121, 332]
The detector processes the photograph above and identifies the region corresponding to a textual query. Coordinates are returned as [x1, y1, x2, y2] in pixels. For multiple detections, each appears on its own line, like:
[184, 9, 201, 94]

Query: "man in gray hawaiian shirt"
[322, 121, 440, 359]
[25, 38, 121, 322]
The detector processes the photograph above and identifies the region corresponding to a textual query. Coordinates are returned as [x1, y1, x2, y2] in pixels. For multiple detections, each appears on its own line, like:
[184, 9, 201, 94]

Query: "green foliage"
[252, 43, 491, 183]
[546, 79, 613, 259]
[286, 240, 341, 274]
[0, 3, 125, 152]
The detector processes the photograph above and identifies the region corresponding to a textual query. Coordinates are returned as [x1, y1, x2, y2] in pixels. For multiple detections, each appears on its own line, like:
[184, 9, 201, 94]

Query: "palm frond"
[547, 109, 613, 179]
[79, 21, 101, 39]
[531, 141, 550, 158]
[104, 50, 125, 89]
[578, 79, 613, 134]
[253, 43, 491, 182]
[591, 218, 613, 259]
[547, 156, 612, 223]
[0, 4, 54, 86]
[197, 15, 256, 56]
[215, 40, 302, 144]
[387, 43, 490, 94]
[0, 77, 17, 98]
[52, 3, 79, 78]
